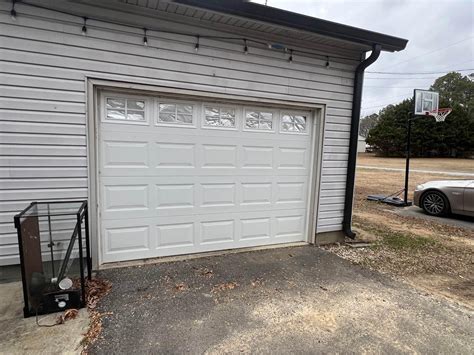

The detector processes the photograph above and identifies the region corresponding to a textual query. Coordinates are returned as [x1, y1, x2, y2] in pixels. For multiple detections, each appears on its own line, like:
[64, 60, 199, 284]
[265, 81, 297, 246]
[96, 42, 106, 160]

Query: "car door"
[463, 182, 474, 212]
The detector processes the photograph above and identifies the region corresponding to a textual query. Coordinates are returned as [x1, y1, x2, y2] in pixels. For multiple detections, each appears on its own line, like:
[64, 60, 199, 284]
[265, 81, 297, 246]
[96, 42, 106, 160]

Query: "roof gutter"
[343, 43, 382, 239]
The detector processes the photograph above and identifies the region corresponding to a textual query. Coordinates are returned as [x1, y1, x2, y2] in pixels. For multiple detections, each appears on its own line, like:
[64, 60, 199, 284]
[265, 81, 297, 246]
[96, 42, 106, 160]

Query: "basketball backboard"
[414, 89, 439, 116]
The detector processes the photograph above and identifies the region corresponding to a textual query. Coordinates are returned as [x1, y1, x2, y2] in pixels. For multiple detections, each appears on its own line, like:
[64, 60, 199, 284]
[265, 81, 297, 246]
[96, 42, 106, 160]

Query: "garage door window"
[106, 97, 146, 122]
[280, 114, 307, 133]
[204, 106, 236, 128]
[245, 111, 273, 131]
[158, 103, 193, 125]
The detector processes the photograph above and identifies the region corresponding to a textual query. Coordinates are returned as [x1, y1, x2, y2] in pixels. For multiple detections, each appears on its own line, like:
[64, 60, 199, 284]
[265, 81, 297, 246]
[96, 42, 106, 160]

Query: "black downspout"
[343, 43, 382, 239]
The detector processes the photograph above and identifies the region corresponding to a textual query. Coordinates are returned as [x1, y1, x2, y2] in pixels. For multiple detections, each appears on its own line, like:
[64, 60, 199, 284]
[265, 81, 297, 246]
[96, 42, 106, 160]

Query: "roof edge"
[172, 0, 408, 52]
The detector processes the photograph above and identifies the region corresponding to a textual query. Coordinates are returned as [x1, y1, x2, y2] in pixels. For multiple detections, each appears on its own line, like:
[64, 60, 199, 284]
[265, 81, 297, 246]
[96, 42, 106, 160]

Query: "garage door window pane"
[107, 98, 125, 109]
[159, 113, 175, 122]
[160, 104, 175, 113]
[127, 100, 145, 110]
[177, 114, 193, 124]
[127, 110, 145, 121]
[204, 106, 236, 128]
[245, 111, 273, 130]
[205, 107, 219, 117]
[245, 119, 258, 129]
[107, 109, 126, 120]
[220, 118, 235, 127]
[159, 103, 193, 124]
[178, 105, 193, 115]
[281, 114, 307, 132]
[106, 97, 146, 122]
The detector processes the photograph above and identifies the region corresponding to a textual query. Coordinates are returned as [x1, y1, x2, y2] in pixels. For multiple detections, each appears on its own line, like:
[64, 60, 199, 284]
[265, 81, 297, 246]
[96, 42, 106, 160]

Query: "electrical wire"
[365, 85, 430, 88]
[14, 0, 362, 63]
[35, 310, 60, 328]
[376, 36, 474, 71]
[365, 77, 441, 80]
[367, 68, 473, 75]
[361, 102, 408, 110]
[362, 93, 413, 105]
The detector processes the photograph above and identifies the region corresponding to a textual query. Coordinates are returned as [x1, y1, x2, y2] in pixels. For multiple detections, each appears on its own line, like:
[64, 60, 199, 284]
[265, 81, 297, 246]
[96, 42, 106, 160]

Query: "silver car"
[414, 180, 474, 217]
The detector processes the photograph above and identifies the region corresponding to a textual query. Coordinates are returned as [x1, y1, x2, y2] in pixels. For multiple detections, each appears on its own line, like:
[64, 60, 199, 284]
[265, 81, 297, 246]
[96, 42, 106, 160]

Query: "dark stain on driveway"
[90, 246, 473, 354]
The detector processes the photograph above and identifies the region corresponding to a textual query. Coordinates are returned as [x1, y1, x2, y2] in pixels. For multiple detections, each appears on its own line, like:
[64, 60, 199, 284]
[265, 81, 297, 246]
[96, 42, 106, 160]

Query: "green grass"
[354, 217, 437, 251]
[379, 232, 436, 250]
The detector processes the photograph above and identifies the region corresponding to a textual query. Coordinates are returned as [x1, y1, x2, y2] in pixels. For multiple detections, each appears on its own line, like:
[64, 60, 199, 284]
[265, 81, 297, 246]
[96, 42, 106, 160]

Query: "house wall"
[0, 0, 364, 265]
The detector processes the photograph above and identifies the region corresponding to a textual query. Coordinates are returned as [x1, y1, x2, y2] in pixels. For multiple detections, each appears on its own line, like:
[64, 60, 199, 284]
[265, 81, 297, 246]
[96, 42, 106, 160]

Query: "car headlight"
[415, 184, 424, 191]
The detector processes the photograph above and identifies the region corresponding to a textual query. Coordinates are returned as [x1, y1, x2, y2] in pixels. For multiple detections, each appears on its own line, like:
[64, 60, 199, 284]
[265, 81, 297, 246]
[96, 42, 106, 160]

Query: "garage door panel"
[275, 214, 306, 239]
[155, 142, 196, 168]
[100, 207, 307, 263]
[277, 147, 309, 170]
[241, 145, 274, 169]
[240, 217, 272, 241]
[102, 140, 150, 169]
[156, 183, 195, 210]
[276, 181, 306, 203]
[99, 94, 314, 263]
[200, 183, 236, 207]
[102, 225, 152, 262]
[201, 144, 238, 169]
[103, 184, 150, 212]
[100, 165, 309, 177]
[156, 222, 195, 249]
[241, 182, 272, 206]
[200, 219, 235, 245]
[100, 186, 307, 220]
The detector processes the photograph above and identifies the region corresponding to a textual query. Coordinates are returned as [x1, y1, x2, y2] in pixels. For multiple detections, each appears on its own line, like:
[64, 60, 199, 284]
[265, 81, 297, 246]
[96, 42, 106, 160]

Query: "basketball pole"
[403, 111, 413, 206]
[367, 89, 446, 207]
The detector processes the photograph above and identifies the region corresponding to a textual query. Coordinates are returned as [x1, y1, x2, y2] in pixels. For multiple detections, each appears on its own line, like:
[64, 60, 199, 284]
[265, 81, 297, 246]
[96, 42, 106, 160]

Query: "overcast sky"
[251, 0, 473, 117]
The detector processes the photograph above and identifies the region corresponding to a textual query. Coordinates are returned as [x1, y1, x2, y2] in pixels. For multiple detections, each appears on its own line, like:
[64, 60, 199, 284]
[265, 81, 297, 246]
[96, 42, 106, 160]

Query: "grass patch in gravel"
[353, 216, 438, 252]
[369, 228, 437, 251]
[381, 232, 435, 250]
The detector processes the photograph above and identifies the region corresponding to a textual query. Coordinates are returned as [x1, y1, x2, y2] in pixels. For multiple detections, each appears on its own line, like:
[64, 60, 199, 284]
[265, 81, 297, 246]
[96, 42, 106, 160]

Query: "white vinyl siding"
[0, 0, 362, 264]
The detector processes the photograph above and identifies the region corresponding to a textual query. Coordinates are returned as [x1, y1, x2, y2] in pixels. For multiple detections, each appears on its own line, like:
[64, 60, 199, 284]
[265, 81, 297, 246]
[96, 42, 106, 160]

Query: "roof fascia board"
[172, 0, 408, 52]
[68, 0, 367, 57]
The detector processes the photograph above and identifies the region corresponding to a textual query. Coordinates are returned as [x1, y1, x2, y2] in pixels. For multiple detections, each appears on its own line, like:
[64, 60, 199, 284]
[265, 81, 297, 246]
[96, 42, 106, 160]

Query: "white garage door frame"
[86, 78, 326, 268]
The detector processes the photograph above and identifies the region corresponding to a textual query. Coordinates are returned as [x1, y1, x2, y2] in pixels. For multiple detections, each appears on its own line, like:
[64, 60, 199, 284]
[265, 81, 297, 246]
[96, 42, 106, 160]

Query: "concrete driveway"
[0, 281, 89, 354]
[396, 206, 474, 230]
[90, 246, 473, 354]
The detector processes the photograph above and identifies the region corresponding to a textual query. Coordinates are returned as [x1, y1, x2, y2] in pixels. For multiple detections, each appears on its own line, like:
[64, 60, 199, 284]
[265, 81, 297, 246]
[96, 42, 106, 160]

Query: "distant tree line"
[361, 72, 474, 158]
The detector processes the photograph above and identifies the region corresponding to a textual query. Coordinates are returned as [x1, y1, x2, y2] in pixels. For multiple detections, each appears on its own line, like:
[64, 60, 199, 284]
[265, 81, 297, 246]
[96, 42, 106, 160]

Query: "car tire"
[421, 190, 450, 216]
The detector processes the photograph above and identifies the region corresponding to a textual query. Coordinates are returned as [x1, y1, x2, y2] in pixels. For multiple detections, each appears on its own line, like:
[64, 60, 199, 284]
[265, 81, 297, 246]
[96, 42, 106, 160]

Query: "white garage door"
[98, 92, 315, 263]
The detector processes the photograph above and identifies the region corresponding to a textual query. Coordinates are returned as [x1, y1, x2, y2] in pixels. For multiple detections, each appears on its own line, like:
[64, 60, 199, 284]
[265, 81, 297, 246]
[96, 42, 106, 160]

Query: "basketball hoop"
[427, 108, 452, 122]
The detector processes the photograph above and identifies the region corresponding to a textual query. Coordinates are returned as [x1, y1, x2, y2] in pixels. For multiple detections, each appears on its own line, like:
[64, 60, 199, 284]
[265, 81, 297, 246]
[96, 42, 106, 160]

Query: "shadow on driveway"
[90, 246, 473, 354]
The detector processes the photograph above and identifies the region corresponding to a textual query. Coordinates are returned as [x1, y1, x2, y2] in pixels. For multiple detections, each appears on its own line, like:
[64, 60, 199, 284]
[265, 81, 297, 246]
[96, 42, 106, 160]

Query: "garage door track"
[90, 246, 473, 354]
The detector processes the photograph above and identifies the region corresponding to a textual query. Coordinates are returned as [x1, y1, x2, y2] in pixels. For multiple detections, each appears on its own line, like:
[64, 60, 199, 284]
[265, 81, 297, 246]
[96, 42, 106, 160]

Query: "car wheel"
[421, 190, 450, 216]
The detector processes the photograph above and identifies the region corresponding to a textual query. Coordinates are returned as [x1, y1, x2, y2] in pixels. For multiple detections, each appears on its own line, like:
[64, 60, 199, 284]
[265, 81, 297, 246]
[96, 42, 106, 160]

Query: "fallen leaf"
[212, 281, 238, 293]
[174, 283, 186, 292]
[200, 268, 214, 278]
